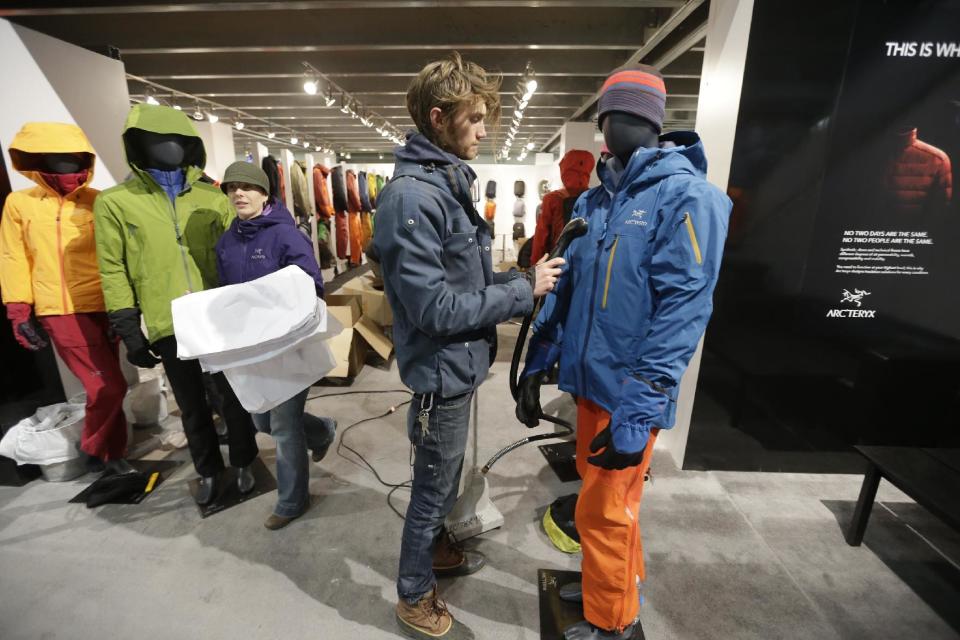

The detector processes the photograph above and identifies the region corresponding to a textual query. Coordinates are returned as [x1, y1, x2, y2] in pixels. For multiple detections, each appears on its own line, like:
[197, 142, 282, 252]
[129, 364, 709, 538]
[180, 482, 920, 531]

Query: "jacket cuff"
[523, 335, 561, 377]
[5, 302, 33, 325]
[610, 375, 674, 452]
[508, 276, 534, 316]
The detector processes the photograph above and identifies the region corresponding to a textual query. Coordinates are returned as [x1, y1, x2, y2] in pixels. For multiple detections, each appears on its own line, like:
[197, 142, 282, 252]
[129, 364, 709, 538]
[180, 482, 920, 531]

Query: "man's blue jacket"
[375, 132, 533, 397]
[528, 131, 731, 453]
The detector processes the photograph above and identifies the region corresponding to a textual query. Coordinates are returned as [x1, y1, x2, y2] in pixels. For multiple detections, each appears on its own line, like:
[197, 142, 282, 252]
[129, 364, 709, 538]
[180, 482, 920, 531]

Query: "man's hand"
[587, 426, 648, 470]
[529, 256, 565, 297]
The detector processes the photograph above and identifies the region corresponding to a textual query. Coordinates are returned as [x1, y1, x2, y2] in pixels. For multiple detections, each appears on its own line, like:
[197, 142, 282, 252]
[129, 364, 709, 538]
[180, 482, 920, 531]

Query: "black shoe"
[236, 465, 255, 494]
[559, 581, 583, 603]
[84, 454, 105, 474]
[195, 473, 221, 506]
[563, 620, 643, 640]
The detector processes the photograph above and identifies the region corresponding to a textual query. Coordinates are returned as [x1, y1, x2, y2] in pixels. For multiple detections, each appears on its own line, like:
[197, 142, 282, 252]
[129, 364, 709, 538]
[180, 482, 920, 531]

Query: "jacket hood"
[8, 122, 96, 191]
[230, 199, 295, 239]
[393, 131, 477, 201]
[559, 149, 594, 192]
[598, 130, 706, 193]
[121, 104, 206, 172]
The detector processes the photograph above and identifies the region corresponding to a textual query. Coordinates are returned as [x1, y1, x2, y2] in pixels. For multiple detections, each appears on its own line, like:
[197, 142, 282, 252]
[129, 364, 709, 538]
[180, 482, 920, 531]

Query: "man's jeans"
[252, 388, 336, 517]
[397, 390, 473, 603]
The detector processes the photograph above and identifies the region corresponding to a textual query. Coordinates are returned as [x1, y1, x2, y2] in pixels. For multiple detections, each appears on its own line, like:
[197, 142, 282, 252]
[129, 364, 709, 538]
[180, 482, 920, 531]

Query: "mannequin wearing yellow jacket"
[0, 123, 130, 472]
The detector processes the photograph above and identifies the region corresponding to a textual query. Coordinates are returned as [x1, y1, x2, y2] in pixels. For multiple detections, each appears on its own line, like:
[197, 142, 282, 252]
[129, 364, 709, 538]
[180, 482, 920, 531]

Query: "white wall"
[658, 0, 755, 469]
[193, 120, 236, 182]
[0, 19, 131, 190]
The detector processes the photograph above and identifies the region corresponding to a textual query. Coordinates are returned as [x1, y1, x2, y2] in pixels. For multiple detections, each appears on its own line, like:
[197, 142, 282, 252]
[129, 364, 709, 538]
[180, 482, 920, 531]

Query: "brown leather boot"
[395, 586, 453, 638]
[432, 532, 486, 577]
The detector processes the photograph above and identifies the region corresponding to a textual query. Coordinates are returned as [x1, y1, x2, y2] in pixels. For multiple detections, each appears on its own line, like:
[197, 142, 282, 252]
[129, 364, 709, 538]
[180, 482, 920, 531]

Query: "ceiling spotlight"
[518, 99, 529, 111]
[235, 120, 244, 130]
[303, 141, 310, 148]
[324, 93, 336, 107]
[505, 139, 512, 147]
[290, 136, 298, 145]
[303, 77, 319, 95]
[173, 104, 182, 111]
[315, 145, 322, 152]
[526, 142, 535, 150]
[192, 103, 203, 120]
[345, 152, 351, 160]
[267, 131, 275, 139]
[207, 112, 219, 123]
[378, 153, 384, 160]
[525, 79, 538, 94]
[340, 102, 350, 115]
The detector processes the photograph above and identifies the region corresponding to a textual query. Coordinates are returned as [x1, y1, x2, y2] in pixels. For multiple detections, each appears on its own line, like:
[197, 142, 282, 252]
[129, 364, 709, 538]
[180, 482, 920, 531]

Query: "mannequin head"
[137, 131, 189, 170]
[42, 153, 85, 174]
[601, 112, 659, 165]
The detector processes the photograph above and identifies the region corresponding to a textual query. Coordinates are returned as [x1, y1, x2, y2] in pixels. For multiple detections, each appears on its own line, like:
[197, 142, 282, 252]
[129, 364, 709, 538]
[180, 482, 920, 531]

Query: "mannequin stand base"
[188, 458, 276, 518]
[69, 459, 182, 504]
[539, 442, 579, 483]
[538, 569, 644, 640]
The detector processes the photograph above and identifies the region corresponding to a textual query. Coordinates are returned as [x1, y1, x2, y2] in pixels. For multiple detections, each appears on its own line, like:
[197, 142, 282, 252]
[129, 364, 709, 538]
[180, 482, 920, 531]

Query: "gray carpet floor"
[1, 357, 958, 640]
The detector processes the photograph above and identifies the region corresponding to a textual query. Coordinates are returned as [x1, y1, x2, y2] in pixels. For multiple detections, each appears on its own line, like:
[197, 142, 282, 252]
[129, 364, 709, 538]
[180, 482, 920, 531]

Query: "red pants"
[39, 313, 128, 460]
[575, 398, 659, 632]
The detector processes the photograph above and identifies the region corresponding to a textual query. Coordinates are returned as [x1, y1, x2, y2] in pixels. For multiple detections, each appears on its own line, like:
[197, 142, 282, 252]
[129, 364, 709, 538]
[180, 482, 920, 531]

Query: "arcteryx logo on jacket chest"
[250, 247, 267, 260]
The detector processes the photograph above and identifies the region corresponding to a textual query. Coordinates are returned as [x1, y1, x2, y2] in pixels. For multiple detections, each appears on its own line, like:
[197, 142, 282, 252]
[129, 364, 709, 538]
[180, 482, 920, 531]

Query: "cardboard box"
[324, 294, 366, 377]
[340, 273, 393, 327]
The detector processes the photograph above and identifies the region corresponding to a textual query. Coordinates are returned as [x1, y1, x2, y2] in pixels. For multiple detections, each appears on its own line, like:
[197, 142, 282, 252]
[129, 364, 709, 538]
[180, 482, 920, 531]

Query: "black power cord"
[307, 389, 414, 519]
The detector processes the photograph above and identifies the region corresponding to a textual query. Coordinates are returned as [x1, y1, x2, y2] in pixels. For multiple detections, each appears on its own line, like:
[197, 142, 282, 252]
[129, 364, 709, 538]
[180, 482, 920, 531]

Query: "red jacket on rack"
[313, 164, 334, 220]
[530, 149, 595, 263]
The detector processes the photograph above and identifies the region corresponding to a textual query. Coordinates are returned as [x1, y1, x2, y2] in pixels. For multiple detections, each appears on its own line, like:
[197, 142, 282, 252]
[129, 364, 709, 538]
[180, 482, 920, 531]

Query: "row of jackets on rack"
[260, 156, 388, 267]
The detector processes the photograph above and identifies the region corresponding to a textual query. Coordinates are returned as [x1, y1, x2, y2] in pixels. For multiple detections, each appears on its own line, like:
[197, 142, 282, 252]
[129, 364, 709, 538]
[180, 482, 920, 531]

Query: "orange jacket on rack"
[313, 164, 334, 220]
[346, 169, 363, 265]
[0, 122, 104, 315]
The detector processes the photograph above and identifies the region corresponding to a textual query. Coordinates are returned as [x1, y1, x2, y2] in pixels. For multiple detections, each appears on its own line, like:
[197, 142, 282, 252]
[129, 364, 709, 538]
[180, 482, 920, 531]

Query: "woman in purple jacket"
[215, 161, 336, 530]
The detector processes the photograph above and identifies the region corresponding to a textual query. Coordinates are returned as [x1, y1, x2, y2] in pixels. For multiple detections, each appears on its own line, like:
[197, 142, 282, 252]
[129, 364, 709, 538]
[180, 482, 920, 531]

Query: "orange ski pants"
[575, 397, 659, 632]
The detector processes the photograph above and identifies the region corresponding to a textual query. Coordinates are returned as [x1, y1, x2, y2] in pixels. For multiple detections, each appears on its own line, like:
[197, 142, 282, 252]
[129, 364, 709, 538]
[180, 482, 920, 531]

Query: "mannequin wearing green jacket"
[93, 104, 259, 505]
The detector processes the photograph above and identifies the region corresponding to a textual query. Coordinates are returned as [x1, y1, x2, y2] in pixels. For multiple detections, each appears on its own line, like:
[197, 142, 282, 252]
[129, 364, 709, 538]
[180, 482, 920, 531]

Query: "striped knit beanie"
[597, 64, 667, 133]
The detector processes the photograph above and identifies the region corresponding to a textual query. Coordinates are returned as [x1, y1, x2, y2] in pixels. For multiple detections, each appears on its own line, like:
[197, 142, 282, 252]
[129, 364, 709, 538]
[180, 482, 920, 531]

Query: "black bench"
[846, 446, 960, 546]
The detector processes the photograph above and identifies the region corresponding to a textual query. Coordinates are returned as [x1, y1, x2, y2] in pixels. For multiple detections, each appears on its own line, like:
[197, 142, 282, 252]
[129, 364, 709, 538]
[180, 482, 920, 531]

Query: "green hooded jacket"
[93, 104, 234, 342]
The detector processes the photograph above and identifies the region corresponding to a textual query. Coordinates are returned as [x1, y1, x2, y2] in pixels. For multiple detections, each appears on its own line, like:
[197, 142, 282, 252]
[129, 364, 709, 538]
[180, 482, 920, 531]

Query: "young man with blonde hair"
[374, 52, 564, 639]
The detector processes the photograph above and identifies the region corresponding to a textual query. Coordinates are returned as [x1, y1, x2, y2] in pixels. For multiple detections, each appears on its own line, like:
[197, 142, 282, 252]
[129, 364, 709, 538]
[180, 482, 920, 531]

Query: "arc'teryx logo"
[251, 248, 266, 260]
[827, 288, 875, 318]
[625, 209, 648, 226]
[841, 288, 870, 307]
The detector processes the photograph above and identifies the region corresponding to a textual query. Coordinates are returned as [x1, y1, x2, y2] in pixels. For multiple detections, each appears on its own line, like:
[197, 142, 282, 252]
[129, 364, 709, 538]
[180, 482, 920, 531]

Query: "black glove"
[587, 427, 645, 470]
[515, 372, 546, 428]
[109, 308, 161, 368]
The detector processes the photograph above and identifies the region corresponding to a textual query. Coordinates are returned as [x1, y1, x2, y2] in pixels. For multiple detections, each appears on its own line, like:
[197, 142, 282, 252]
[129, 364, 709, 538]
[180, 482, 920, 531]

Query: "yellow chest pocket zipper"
[683, 212, 703, 265]
[601, 235, 620, 309]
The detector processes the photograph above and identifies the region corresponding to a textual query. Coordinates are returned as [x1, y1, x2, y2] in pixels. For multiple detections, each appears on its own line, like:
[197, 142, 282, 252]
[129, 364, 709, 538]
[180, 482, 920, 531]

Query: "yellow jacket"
[0, 122, 105, 316]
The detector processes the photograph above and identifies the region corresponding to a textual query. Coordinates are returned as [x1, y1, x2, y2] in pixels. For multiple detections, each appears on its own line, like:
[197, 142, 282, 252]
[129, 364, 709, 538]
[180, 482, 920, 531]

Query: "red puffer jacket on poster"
[883, 128, 952, 216]
[530, 149, 595, 263]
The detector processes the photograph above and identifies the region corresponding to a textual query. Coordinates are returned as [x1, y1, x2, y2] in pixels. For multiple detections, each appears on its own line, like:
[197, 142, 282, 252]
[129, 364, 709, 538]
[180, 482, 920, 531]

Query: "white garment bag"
[171, 266, 342, 413]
